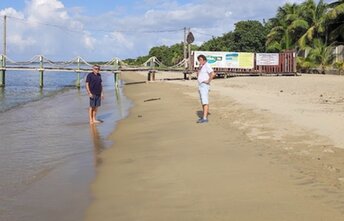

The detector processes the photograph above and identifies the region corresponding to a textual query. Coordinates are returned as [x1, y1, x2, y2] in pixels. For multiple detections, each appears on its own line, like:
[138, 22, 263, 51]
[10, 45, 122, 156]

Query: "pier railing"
[0, 55, 172, 88]
[0, 55, 186, 88]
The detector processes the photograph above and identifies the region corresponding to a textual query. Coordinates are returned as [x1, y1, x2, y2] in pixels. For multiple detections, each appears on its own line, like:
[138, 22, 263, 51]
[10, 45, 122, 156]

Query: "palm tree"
[266, 3, 308, 52]
[306, 39, 335, 73]
[298, 0, 328, 49]
[327, 0, 344, 18]
[326, 0, 344, 43]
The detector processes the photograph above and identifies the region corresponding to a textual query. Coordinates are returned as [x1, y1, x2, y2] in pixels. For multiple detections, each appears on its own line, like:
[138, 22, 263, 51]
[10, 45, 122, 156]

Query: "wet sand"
[0, 75, 131, 221]
[86, 73, 344, 220]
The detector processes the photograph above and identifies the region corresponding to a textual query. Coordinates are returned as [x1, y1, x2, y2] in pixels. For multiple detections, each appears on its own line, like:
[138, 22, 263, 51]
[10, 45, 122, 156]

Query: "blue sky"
[0, 0, 335, 61]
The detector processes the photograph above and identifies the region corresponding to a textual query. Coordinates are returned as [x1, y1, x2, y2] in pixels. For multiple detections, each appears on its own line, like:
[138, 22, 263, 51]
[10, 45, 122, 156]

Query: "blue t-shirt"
[86, 72, 102, 95]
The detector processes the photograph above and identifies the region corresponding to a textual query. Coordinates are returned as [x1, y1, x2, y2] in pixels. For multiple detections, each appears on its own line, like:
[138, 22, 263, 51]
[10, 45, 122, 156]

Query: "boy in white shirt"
[196, 55, 216, 123]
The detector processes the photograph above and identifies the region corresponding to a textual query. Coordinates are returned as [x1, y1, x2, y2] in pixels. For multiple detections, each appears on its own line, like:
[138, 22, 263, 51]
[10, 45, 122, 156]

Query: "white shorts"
[198, 83, 209, 105]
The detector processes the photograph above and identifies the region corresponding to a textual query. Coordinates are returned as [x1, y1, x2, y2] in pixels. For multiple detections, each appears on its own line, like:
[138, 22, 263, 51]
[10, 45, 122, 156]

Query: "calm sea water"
[0, 70, 132, 221]
[0, 70, 83, 112]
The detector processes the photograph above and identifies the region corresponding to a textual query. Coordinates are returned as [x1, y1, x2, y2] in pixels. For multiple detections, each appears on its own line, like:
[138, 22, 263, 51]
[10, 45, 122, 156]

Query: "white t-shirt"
[197, 62, 214, 84]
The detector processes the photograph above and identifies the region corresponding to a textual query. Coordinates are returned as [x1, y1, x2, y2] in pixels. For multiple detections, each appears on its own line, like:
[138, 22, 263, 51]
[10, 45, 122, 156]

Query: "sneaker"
[197, 119, 208, 123]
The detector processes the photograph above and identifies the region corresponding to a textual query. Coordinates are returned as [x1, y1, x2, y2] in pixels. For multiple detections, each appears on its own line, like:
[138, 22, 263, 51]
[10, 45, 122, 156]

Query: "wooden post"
[0, 55, 5, 87]
[153, 57, 156, 81]
[76, 57, 81, 88]
[39, 55, 44, 88]
[293, 51, 297, 75]
[114, 71, 120, 88]
[113, 59, 120, 88]
[151, 58, 156, 81]
[147, 71, 151, 81]
[148, 57, 155, 81]
[114, 72, 117, 87]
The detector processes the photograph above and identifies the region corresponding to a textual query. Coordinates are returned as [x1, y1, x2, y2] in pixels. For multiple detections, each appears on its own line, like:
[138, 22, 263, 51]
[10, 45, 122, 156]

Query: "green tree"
[298, 0, 327, 49]
[266, 3, 308, 52]
[326, 0, 344, 43]
[299, 39, 335, 73]
[199, 32, 234, 51]
[123, 55, 152, 66]
[169, 43, 184, 65]
[232, 20, 268, 52]
[149, 45, 170, 65]
[200, 20, 267, 52]
[147, 43, 197, 66]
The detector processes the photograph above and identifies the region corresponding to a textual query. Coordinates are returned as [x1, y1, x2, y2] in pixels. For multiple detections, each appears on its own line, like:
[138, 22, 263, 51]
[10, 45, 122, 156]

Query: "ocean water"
[0, 70, 81, 112]
[0, 70, 131, 221]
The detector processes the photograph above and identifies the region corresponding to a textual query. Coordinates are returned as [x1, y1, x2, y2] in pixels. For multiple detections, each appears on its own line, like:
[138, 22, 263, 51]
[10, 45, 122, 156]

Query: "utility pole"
[3, 15, 6, 57]
[187, 27, 191, 70]
[183, 27, 187, 69]
[1, 15, 6, 87]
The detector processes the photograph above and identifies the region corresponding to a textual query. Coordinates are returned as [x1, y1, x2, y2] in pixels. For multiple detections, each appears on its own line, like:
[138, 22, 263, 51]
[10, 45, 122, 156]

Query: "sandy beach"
[85, 72, 344, 220]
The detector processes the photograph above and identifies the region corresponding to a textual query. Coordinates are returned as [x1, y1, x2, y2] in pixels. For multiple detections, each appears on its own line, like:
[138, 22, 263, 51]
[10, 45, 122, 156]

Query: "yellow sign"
[238, 53, 254, 69]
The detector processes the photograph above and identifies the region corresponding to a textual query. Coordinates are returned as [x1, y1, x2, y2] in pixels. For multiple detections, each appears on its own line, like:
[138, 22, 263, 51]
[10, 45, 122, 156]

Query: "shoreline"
[85, 73, 344, 220]
[0, 74, 130, 221]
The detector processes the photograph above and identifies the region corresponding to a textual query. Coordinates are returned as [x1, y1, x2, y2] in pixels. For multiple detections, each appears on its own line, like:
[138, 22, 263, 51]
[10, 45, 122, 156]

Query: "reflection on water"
[0, 87, 4, 100]
[114, 84, 127, 119]
[0, 75, 131, 221]
[89, 124, 105, 166]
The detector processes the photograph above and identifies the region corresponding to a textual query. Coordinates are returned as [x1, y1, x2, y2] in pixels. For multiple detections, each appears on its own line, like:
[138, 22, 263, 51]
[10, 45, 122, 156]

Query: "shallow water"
[0, 73, 131, 221]
[0, 70, 85, 113]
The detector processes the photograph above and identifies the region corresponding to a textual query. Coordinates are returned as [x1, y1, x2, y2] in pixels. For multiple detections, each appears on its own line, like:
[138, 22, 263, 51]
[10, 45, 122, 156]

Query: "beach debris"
[338, 177, 344, 182]
[125, 81, 146, 85]
[326, 164, 340, 173]
[323, 148, 335, 154]
[280, 90, 283, 93]
[297, 150, 311, 156]
[138, 115, 142, 118]
[284, 147, 294, 151]
[144, 98, 161, 102]
[320, 94, 323, 97]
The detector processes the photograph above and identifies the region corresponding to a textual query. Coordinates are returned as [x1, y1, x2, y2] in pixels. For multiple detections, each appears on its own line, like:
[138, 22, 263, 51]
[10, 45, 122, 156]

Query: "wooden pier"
[0, 51, 297, 88]
[0, 55, 186, 88]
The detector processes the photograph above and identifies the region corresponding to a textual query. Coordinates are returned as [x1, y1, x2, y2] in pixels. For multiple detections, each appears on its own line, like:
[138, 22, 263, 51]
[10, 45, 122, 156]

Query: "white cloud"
[109, 32, 134, 49]
[0, 0, 95, 60]
[0, 0, 333, 61]
[83, 33, 96, 50]
[8, 34, 36, 50]
[0, 7, 24, 18]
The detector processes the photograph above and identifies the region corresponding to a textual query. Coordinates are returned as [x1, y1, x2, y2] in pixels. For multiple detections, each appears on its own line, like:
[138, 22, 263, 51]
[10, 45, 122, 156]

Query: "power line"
[8, 16, 85, 34]
[7, 15, 184, 35]
[192, 30, 214, 37]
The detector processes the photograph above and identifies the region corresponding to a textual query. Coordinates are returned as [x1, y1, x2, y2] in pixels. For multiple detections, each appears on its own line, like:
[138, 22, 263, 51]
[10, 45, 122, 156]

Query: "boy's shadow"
[196, 111, 211, 119]
[196, 111, 203, 119]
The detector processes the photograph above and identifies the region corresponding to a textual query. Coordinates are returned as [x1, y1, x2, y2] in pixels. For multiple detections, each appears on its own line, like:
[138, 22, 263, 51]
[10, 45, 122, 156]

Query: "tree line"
[124, 0, 344, 72]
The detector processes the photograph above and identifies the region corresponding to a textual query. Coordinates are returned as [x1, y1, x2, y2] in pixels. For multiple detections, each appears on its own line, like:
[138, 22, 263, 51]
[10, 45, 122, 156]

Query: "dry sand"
[85, 72, 344, 221]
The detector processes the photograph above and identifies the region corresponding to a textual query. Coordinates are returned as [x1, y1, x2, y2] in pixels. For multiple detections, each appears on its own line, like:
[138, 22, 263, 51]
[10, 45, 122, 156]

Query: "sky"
[0, 0, 334, 61]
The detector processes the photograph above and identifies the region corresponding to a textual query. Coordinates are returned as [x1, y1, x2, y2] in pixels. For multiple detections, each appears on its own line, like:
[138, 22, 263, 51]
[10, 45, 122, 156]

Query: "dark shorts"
[90, 95, 101, 107]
